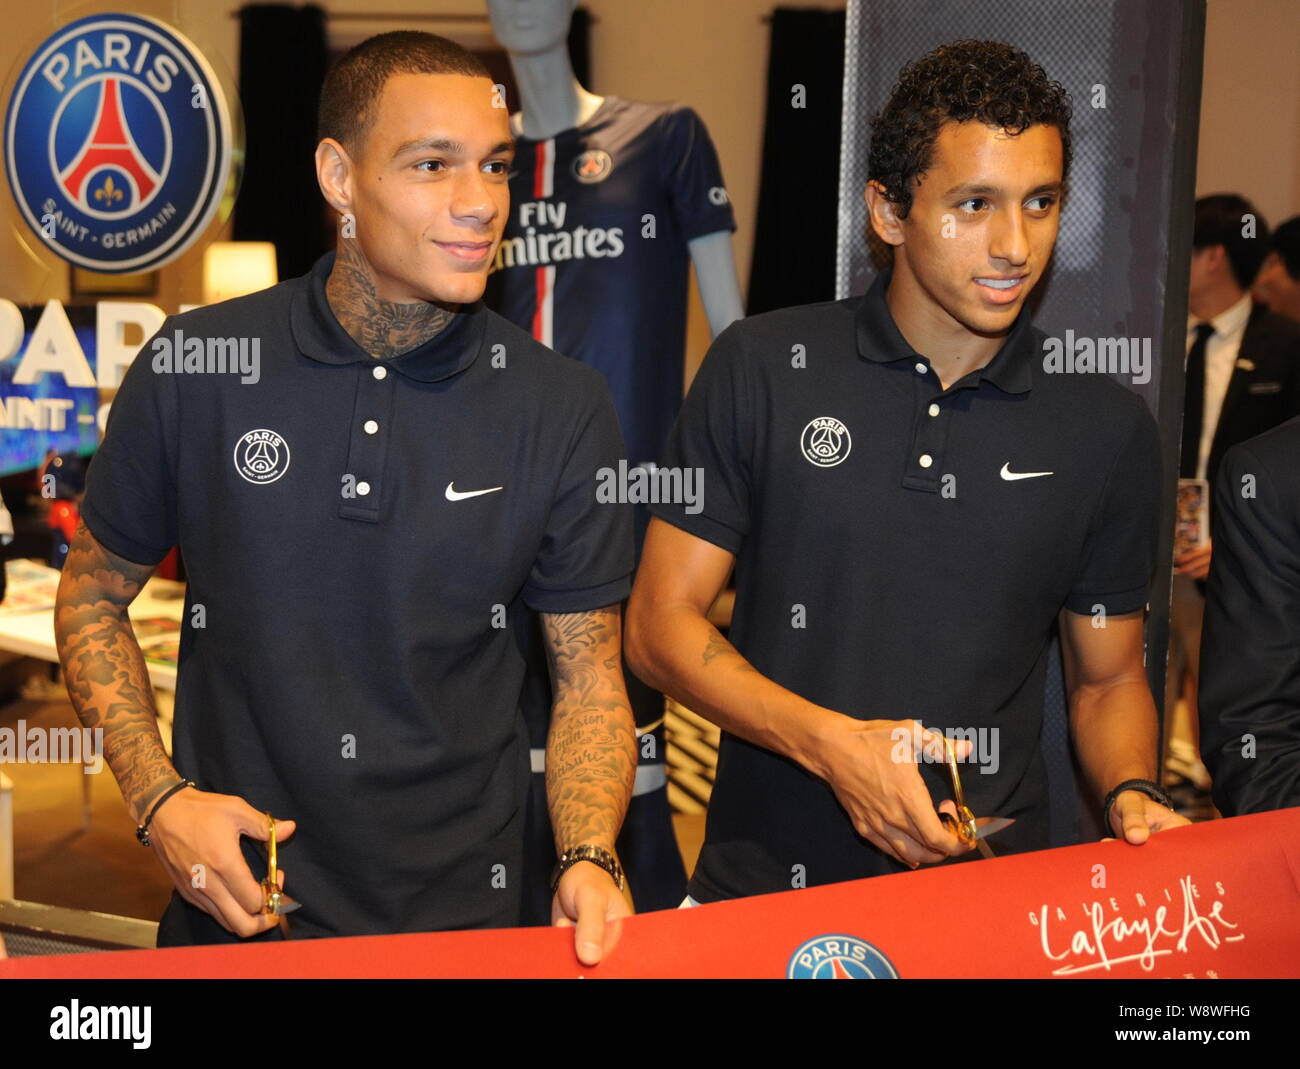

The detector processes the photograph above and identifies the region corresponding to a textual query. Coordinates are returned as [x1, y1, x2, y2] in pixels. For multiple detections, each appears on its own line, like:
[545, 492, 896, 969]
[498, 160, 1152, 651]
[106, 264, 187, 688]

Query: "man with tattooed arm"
[54, 32, 636, 963]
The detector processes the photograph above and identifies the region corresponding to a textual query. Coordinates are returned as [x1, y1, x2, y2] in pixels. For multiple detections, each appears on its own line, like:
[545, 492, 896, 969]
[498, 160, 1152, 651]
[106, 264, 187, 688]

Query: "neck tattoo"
[325, 238, 455, 360]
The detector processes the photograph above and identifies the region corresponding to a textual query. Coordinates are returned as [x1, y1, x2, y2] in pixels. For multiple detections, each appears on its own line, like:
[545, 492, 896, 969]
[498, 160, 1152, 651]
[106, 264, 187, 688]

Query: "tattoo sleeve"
[54, 518, 178, 824]
[541, 606, 637, 856]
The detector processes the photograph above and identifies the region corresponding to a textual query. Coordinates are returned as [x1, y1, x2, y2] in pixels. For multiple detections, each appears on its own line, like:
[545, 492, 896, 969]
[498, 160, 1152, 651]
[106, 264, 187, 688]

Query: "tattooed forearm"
[54, 518, 178, 823]
[325, 234, 456, 359]
[702, 624, 758, 672]
[542, 607, 637, 856]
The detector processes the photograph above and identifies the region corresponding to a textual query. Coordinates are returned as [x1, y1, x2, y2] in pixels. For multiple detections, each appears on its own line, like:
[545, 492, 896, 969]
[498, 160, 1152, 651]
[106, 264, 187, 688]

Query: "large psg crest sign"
[4, 13, 232, 273]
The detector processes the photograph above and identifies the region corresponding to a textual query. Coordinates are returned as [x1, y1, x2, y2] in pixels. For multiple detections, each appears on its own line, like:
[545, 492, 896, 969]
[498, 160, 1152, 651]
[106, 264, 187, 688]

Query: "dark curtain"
[234, 4, 329, 282]
[746, 8, 846, 315]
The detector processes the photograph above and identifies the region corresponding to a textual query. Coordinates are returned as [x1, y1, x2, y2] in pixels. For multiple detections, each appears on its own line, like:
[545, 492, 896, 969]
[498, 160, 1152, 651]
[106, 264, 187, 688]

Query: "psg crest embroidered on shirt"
[4, 13, 233, 273]
[234, 429, 290, 485]
[786, 934, 901, 978]
[800, 416, 853, 468]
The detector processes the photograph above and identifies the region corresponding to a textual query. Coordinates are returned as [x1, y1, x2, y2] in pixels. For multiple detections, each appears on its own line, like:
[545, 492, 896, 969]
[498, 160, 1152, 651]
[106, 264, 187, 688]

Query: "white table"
[0, 560, 184, 693]
[0, 561, 183, 866]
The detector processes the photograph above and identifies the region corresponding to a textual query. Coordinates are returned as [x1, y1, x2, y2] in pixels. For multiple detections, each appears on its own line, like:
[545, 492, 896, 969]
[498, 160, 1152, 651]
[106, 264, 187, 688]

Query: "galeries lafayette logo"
[1031, 874, 1243, 976]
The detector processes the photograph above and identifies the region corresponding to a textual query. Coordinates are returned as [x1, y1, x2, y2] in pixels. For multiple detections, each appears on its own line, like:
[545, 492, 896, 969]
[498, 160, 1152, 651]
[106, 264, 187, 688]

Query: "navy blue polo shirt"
[81, 250, 634, 938]
[650, 266, 1161, 903]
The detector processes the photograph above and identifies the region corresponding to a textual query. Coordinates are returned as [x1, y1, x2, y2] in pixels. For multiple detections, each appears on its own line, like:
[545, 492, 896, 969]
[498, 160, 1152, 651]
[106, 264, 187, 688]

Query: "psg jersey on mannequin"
[485, 96, 735, 920]
[484, 95, 736, 471]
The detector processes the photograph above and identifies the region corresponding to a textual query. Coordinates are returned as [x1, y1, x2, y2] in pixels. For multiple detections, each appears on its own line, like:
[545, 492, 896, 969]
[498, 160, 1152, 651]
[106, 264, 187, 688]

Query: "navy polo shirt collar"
[855, 265, 1035, 394]
[291, 251, 486, 382]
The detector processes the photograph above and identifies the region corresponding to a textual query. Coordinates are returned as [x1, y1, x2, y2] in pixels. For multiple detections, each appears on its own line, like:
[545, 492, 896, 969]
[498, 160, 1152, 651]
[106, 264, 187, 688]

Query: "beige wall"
[1, 0, 1295, 329]
[1196, 0, 1300, 224]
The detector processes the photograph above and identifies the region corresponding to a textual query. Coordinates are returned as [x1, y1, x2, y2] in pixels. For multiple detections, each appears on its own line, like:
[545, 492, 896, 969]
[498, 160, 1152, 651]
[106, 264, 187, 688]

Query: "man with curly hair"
[628, 39, 1190, 906]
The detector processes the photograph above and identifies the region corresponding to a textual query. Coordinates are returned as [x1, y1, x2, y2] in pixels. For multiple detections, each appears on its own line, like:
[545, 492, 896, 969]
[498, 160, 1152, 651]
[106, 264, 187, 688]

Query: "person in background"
[1199, 414, 1300, 815]
[1165, 196, 1300, 794]
[1252, 216, 1300, 326]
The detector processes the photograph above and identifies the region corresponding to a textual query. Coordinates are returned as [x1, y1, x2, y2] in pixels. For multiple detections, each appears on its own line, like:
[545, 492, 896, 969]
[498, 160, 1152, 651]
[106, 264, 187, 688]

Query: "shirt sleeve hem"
[648, 504, 744, 556]
[81, 502, 172, 567]
[522, 575, 631, 615]
[1063, 586, 1150, 616]
[681, 216, 739, 242]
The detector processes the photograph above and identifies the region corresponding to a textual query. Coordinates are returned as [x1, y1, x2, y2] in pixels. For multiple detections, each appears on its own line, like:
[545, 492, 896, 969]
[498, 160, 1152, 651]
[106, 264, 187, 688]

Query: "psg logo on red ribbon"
[4, 13, 232, 272]
[787, 934, 900, 978]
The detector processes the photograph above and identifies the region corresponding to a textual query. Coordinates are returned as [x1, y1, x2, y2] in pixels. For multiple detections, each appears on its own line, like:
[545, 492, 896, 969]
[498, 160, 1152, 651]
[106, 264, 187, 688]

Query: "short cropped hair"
[1268, 216, 1300, 281]
[317, 31, 491, 154]
[1193, 194, 1271, 291]
[868, 39, 1073, 219]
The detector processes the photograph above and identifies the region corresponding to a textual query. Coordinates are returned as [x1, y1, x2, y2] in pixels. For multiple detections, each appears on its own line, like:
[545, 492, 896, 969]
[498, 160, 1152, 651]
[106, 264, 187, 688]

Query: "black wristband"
[550, 845, 624, 892]
[1102, 778, 1172, 832]
[136, 779, 195, 846]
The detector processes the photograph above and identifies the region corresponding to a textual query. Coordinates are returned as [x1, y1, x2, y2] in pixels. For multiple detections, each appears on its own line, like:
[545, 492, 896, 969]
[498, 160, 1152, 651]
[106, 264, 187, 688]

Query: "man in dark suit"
[1199, 415, 1300, 815]
[1166, 195, 1300, 791]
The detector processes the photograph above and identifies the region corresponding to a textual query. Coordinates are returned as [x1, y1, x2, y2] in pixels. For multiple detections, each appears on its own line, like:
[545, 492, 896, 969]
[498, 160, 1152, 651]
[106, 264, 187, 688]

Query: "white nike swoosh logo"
[1000, 462, 1054, 481]
[445, 482, 503, 501]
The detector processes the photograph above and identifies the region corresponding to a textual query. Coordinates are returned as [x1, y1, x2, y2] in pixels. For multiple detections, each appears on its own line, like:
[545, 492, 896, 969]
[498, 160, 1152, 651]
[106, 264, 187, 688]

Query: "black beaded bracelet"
[550, 845, 624, 892]
[136, 779, 195, 846]
[1102, 778, 1172, 833]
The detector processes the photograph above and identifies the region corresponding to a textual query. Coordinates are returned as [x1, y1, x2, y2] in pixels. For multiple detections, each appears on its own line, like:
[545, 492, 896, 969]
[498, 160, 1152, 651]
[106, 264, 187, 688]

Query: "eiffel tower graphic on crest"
[59, 78, 161, 211]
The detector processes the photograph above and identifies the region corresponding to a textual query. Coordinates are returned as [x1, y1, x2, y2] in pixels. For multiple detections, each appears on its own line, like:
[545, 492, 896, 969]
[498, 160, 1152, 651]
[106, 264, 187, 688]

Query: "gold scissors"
[260, 812, 300, 937]
[935, 735, 1014, 859]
